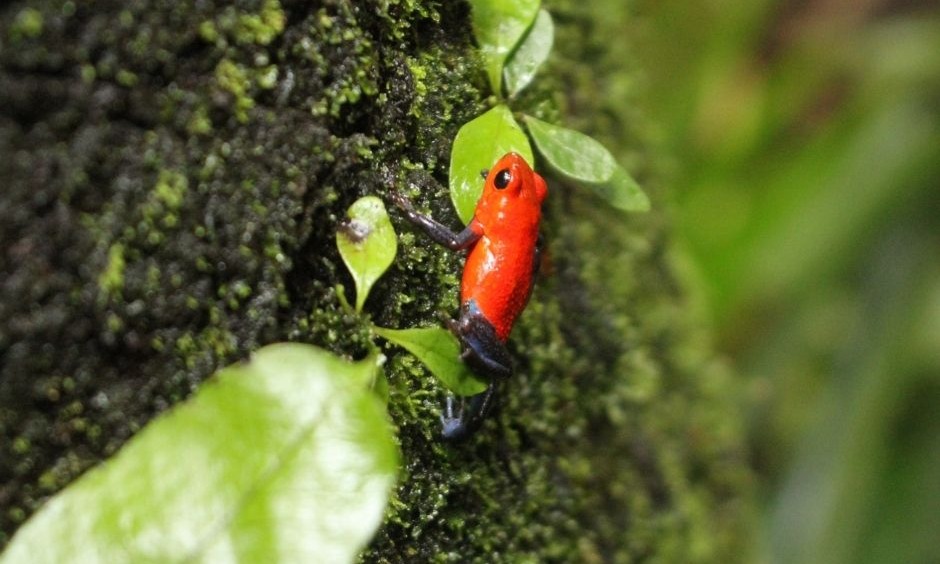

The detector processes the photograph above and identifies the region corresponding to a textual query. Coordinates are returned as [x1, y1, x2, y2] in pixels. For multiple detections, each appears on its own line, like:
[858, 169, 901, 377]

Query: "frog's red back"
[461, 152, 547, 341]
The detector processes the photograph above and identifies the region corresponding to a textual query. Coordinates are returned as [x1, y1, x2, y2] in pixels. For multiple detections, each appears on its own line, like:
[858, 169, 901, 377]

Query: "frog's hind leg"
[446, 300, 512, 378]
[439, 300, 512, 441]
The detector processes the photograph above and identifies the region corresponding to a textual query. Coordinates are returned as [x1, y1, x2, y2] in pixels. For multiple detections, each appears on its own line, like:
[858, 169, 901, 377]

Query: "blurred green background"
[633, 0, 940, 562]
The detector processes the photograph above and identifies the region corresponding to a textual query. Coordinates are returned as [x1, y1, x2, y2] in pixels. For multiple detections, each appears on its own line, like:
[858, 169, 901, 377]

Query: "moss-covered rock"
[0, 0, 753, 559]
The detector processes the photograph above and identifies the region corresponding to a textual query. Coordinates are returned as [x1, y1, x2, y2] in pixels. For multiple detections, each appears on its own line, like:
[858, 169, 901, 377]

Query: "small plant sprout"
[336, 196, 398, 312]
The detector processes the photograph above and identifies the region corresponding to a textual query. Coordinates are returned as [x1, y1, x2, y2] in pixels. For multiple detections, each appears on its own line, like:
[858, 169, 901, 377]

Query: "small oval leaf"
[523, 115, 618, 183]
[337, 196, 398, 312]
[450, 105, 533, 224]
[504, 9, 554, 97]
[374, 326, 489, 396]
[469, 0, 541, 93]
[0, 344, 398, 564]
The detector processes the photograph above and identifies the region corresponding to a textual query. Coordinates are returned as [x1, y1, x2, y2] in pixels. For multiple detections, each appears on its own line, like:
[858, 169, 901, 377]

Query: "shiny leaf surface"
[525, 115, 649, 212]
[504, 9, 554, 97]
[524, 115, 618, 183]
[0, 344, 398, 564]
[374, 326, 489, 396]
[469, 0, 540, 93]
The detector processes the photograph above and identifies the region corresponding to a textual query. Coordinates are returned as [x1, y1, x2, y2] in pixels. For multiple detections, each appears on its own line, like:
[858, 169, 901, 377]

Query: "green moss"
[80, 64, 96, 84]
[37, 471, 57, 493]
[303, 6, 380, 118]
[256, 65, 278, 90]
[197, 326, 238, 358]
[116, 69, 138, 87]
[174, 333, 198, 369]
[9, 8, 43, 41]
[153, 170, 187, 211]
[99, 243, 126, 297]
[198, 20, 219, 43]
[5, 509, 24, 526]
[406, 57, 429, 104]
[11, 437, 30, 455]
[235, 0, 285, 46]
[214, 59, 254, 123]
[105, 313, 123, 333]
[199, 0, 285, 47]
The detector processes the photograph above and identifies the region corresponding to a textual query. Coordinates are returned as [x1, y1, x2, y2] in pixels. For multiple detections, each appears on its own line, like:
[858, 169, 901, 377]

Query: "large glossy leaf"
[374, 326, 488, 396]
[504, 9, 554, 97]
[0, 344, 398, 564]
[469, 0, 540, 93]
[524, 115, 650, 212]
[449, 105, 533, 224]
[336, 196, 398, 312]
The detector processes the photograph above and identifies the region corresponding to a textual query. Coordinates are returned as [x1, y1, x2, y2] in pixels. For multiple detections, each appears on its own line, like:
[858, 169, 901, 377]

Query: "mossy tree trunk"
[0, 0, 752, 560]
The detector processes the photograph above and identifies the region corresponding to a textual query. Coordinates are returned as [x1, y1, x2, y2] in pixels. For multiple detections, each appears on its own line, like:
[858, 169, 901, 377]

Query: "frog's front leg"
[390, 191, 482, 251]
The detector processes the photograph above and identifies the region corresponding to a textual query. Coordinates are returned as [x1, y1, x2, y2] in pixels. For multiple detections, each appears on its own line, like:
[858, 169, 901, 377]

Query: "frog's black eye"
[479, 169, 489, 180]
[494, 169, 511, 189]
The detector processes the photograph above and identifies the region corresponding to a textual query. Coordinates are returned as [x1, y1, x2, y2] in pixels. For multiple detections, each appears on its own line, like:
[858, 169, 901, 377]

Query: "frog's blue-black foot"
[440, 382, 498, 442]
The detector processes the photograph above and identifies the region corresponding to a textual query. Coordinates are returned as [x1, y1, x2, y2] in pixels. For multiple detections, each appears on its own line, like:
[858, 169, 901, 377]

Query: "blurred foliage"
[634, 0, 940, 563]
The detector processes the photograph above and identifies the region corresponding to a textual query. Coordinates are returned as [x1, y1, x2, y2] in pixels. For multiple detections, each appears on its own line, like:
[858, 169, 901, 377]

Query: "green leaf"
[588, 166, 651, 212]
[523, 115, 618, 183]
[469, 0, 540, 93]
[504, 9, 554, 97]
[450, 105, 533, 224]
[336, 196, 398, 312]
[0, 344, 398, 564]
[524, 115, 650, 212]
[374, 326, 489, 396]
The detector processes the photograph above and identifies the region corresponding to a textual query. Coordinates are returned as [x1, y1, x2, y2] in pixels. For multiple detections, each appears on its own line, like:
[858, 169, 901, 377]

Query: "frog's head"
[481, 152, 547, 207]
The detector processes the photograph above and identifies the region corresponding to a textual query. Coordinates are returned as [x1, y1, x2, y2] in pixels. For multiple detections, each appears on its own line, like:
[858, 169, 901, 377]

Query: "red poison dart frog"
[392, 152, 547, 441]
